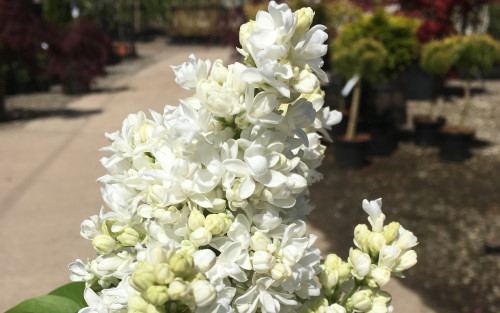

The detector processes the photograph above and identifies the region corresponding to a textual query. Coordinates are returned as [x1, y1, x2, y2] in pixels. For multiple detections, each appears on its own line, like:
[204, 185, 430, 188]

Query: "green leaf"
[49, 282, 87, 308]
[5, 294, 82, 313]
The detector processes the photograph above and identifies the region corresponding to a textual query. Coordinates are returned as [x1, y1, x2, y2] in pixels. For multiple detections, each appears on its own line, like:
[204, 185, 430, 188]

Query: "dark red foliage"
[400, 0, 498, 42]
[0, 0, 53, 71]
[48, 19, 112, 85]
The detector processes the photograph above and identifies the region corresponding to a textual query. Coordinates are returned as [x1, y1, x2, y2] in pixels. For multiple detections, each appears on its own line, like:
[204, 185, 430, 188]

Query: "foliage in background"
[451, 34, 500, 77]
[0, 1, 52, 72]
[331, 38, 388, 82]
[48, 19, 111, 86]
[332, 8, 420, 80]
[488, 3, 500, 40]
[420, 38, 459, 75]
[400, 0, 496, 42]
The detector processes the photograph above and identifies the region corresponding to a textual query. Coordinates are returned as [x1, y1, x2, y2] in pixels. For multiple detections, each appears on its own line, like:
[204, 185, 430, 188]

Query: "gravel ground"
[310, 78, 500, 313]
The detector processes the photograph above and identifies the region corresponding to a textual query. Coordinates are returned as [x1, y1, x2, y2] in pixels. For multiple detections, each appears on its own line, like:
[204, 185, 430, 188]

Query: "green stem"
[341, 280, 360, 307]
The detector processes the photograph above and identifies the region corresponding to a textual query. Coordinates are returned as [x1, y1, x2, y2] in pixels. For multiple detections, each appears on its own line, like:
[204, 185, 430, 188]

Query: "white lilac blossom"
[70, 2, 418, 313]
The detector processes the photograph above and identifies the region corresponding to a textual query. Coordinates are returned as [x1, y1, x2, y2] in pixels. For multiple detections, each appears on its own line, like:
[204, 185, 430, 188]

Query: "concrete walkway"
[0, 45, 435, 313]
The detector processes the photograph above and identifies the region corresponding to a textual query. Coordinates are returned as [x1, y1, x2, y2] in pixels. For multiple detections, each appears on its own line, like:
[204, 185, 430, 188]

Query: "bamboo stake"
[346, 82, 361, 140]
[459, 79, 471, 128]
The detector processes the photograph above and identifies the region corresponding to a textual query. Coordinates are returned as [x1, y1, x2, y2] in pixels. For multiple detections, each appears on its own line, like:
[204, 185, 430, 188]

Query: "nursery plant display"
[0, 0, 52, 118]
[5, 3, 418, 313]
[423, 34, 500, 161]
[410, 38, 458, 147]
[48, 18, 111, 94]
[331, 8, 419, 162]
[331, 38, 387, 167]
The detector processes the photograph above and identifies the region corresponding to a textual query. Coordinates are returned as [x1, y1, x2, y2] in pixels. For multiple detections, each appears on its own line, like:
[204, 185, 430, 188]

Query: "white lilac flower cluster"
[69, 2, 417, 313]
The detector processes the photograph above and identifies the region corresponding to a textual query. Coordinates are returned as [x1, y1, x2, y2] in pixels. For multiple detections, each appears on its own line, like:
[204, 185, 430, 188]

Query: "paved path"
[0, 45, 435, 313]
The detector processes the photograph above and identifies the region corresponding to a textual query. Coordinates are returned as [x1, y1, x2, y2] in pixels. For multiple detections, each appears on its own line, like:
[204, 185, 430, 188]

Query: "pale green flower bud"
[252, 251, 276, 273]
[128, 294, 149, 312]
[149, 246, 169, 265]
[189, 227, 212, 247]
[154, 206, 181, 224]
[210, 59, 228, 84]
[146, 304, 165, 313]
[117, 227, 141, 247]
[188, 210, 205, 230]
[370, 266, 391, 287]
[295, 7, 314, 36]
[292, 69, 319, 94]
[180, 240, 197, 255]
[383, 222, 400, 244]
[319, 269, 338, 292]
[92, 234, 118, 255]
[169, 254, 194, 278]
[354, 224, 370, 251]
[324, 254, 342, 270]
[131, 265, 156, 292]
[204, 214, 225, 235]
[368, 232, 386, 257]
[338, 262, 352, 284]
[145, 285, 169, 306]
[394, 250, 417, 272]
[349, 249, 371, 280]
[167, 279, 188, 301]
[192, 280, 216, 307]
[251, 231, 271, 251]
[239, 20, 257, 51]
[153, 263, 175, 285]
[270, 262, 290, 281]
[350, 289, 373, 312]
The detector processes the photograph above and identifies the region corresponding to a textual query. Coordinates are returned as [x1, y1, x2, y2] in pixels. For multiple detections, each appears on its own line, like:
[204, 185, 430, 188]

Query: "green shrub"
[420, 38, 458, 75]
[331, 38, 388, 82]
[421, 34, 500, 77]
[332, 9, 420, 80]
[454, 34, 500, 77]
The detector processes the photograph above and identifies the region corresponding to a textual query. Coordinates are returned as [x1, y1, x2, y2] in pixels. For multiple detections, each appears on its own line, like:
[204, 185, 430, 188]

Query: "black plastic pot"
[413, 116, 446, 147]
[404, 60, 444, 100]
[334, 134, 371, 169]
[361, 77, 407, 127]
[367, 121, 398, 156]
[439, 127, 475, 162]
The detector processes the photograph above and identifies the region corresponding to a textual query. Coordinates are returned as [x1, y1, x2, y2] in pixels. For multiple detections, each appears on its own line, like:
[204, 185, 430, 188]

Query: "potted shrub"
[331, 38, 388, 168]
[332, 8, 419, 157]
[436, 34, 500, 161]
[0, 0, 52, 119]
[48, 19, 111, 94]
[412, 38, 459, 146]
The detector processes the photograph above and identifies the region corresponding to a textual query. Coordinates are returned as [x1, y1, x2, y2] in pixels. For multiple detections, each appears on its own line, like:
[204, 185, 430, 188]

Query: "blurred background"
[0, 0, 499, 313]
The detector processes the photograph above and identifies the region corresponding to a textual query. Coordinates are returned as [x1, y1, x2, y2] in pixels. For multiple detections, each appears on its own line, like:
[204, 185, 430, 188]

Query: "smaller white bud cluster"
[309, 199, 418, 313]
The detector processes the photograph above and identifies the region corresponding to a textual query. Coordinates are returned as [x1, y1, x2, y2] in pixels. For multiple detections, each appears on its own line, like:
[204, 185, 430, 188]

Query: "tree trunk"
[346, 82, 361, 140]
[459, 79, 471, 128]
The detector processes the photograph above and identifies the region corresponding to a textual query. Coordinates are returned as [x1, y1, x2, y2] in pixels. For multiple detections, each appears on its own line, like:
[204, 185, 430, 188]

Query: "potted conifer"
[331, 8, 419, 157]
[331, 38, 388, 169]
[436, 34, 500, 161]
[413, 38, 458, 146]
